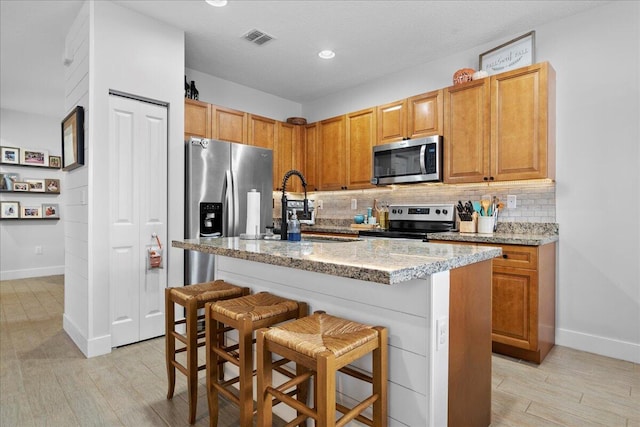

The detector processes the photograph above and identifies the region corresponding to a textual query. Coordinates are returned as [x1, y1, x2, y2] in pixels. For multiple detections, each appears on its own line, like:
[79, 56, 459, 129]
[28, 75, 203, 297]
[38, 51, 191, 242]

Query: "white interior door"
[109, 95, 167, 347]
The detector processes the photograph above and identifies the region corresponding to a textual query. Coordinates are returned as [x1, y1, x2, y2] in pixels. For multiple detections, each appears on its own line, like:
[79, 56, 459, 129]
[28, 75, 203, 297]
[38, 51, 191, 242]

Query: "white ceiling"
[1, 0, 610, 117]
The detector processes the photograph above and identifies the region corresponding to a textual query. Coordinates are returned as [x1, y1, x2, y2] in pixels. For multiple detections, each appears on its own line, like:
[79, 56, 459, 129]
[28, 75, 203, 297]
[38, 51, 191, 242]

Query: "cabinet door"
[408, 89, 443, 138]
[276, 122, 302, 192]
[491, 63, 553, 181]
[346, 108, 376, 189]
[377, 100, 407, 145]
[443, 79, 490, 183]
[184, 99, 211, 140]
[492, 266, 538, 351]
[303, 123, 319, 191]
[248, 114, 276, 150]
[318, 115, 346, 191]
[212, 105, 247, 144]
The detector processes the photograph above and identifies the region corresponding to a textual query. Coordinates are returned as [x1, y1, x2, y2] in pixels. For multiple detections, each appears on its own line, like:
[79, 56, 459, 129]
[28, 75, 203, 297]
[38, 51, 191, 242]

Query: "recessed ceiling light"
[206, 0, 227, 7]
[318, 50, 336, 59]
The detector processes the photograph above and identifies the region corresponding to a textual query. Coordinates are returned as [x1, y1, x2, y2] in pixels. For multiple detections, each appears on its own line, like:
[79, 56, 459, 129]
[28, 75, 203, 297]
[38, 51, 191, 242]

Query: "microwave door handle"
[419, 144, 427, 174]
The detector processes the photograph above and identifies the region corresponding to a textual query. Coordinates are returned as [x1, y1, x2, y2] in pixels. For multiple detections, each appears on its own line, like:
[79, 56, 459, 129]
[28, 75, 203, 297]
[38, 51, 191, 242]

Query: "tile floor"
[1, 276, 638, 426]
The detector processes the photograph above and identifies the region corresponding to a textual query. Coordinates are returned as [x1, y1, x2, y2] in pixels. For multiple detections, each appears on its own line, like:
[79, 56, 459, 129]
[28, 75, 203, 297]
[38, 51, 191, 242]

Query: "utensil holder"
[459, 218, 477, 233]
[477, 216, 494, 234]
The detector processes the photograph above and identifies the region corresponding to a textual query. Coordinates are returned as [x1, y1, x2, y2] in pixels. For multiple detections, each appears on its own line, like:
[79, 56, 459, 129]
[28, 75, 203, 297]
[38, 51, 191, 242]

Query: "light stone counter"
[172, 237, 501, 285]
[428, 231, 558, 246]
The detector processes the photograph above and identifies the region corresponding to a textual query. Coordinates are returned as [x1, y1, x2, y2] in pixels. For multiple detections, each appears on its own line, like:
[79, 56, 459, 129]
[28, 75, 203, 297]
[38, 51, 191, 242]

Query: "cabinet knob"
[502, 254, 508, 259]
[483, 177, 489, 181]
[489, 176, 495, 181]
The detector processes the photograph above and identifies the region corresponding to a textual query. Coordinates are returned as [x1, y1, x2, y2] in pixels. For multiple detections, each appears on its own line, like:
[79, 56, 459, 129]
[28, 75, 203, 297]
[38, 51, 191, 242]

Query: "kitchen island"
[172, 237, 501, 426]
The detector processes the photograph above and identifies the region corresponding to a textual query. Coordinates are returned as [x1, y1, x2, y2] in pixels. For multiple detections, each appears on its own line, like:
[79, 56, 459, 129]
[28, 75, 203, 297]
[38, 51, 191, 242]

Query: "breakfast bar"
[172, 237, 501, 426]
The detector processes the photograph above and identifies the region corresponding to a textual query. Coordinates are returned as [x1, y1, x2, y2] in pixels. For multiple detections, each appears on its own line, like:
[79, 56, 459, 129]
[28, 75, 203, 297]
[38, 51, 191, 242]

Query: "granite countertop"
[172, 237, 501, 285]
[302, 221, 559, 246]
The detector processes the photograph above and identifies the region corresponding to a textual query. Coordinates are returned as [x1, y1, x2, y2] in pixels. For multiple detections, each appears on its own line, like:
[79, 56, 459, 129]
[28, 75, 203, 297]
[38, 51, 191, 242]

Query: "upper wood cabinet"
[407, 89, 443, 139]
[377, 99, 407, 145]
[212, 105, 247, 144]
[303, 123, 319, 191]
[346, 108, 376, 189]
[275, 122, 302, 192]
[377, 89, 443, 145]
[444, 62, 555, 183]
[184, 99, 211, 140]
[317, 115, 347, 191]
[247, 114, 276, 150]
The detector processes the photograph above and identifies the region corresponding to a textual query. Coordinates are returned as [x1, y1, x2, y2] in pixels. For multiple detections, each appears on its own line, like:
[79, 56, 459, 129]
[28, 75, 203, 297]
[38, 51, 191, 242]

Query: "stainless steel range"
[359, 203, 456, 240]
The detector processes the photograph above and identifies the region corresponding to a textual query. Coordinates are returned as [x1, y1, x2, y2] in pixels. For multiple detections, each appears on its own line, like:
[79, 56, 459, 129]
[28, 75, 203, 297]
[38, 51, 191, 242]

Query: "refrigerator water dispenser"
[200, 202, 222, 237]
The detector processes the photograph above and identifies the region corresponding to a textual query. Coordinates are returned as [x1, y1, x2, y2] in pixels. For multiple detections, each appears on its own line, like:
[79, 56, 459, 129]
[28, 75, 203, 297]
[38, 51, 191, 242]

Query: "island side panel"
[448, 259, 492, 427]
[215, 255, 449, 427]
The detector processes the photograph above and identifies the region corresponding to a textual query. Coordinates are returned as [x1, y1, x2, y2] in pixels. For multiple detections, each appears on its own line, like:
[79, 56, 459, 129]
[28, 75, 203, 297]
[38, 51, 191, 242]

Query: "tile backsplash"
[273, 179, 555, 223]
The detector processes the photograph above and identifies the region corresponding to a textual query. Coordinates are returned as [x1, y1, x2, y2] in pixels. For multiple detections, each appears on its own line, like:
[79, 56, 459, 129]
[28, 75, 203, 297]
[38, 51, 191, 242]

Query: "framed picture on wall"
[1, 201, 20, 219]
[13, 182, 29, 192]
[1, 146, 20, 165]
[20, 148, 49, 166]
[20, 205, 42, 218]
[42, 203, 60, 219]
[0, 173, 20, 191]
[479, 31, 535, 75]
[61, 106, 85, 171]
[45, 179, 60, 193]
[25, 178, 45, 192]
[49, 155, 61, 168]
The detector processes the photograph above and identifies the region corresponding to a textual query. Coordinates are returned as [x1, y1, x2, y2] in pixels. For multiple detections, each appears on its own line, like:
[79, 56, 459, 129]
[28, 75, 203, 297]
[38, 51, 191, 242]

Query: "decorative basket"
[286, 117, 307, 125]
[453, 68, 475, 85]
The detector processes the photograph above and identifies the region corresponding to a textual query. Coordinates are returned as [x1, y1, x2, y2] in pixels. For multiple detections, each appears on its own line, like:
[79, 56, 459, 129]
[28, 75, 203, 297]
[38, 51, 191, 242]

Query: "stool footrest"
[266, 385, 316, 420]
[172, 360, 188, 377]
[335, 396, 377, 427]
[214, 381, 241, 406]
[213, 346, 240, 366]
[284, 414, 308, 427]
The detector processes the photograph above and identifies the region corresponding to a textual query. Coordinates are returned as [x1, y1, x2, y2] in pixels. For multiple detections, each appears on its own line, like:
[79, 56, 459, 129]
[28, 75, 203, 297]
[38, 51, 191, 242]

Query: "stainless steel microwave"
[371, 135, 443, 185]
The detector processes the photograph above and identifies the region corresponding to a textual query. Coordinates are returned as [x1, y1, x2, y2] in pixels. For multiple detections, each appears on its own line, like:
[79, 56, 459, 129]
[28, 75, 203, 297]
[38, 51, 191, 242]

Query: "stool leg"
[295, 302, 310, 427]
[256, 329, 272, 427]
[316, 352, 336, 427]
[165, 289, 176, 400]
[216, 320, 225, 382]
[238, 316, 254, 427]
[186, 298, 199, 424]
[206, 304, 219, 427]
[373, 327, 388, 427]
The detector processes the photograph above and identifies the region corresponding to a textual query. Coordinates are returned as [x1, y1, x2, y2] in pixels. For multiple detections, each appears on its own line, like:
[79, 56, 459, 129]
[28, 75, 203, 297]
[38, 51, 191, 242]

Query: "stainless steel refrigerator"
[185, 137, 273, 284]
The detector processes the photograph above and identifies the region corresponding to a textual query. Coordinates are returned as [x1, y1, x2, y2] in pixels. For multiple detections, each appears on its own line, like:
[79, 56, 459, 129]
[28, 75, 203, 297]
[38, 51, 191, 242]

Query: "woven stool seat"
[264, 312, 379, 358]
[257, 311, 388, 427]
[169, 280, 245, 305]
[205, 292, 308, 426]
[165, 280, 249, 424]
[210, 292, 300, 321]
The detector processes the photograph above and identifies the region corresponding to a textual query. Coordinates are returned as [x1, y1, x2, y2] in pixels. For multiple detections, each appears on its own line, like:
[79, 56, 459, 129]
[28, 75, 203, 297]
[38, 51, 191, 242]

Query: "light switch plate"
[351, 199, 357, 210]
[507, 195, 517, 209]
[436, 317, 448, 350]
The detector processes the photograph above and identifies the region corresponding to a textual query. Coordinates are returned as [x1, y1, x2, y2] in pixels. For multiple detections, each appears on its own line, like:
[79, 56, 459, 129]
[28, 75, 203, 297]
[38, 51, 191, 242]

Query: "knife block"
[459, 218, 477, 233]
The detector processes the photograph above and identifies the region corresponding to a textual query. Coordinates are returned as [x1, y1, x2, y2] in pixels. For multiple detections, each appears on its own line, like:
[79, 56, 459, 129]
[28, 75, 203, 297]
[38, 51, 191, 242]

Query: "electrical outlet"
[317, 200, 323, 210]
[35, 246, 43, 255]
[351, 199, 357, 210]
[507, 195, 517, 209]
[436, 317, 448, 350]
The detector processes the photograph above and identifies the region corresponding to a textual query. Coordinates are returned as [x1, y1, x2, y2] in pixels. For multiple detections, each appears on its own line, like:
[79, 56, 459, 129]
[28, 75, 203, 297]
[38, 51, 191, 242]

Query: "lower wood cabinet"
[431, 240, 556, 363]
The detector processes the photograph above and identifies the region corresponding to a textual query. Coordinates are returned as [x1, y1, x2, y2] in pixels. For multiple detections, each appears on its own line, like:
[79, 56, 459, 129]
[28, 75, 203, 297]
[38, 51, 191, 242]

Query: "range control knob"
[435, 209, 441, 214]
[398, 209, 403, 214]
[392, 209, 397, 214]
[442, 209, 448, 215]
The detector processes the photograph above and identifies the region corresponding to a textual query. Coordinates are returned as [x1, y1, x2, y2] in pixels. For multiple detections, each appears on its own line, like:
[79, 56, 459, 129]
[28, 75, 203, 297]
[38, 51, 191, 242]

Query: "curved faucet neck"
[280, 170, 308, 240]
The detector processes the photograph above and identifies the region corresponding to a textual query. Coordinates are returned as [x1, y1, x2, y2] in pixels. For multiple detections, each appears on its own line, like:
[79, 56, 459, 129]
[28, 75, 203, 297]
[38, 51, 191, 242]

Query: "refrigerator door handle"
[225, 169, 233, 236]
[231, 169, 240, 236]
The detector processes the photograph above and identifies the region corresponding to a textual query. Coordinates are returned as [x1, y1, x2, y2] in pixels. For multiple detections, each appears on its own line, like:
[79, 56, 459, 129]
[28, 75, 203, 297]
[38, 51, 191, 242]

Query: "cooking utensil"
[480, 199, 491, 216]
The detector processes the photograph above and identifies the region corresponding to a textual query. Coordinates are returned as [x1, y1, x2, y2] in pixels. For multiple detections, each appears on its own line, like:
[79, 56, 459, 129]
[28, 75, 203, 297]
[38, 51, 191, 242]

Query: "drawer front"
[493, 245, 538, 270]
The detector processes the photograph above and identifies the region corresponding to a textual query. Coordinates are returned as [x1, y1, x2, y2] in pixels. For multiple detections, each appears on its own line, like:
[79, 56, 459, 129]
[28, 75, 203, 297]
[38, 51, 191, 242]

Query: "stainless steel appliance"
[185, 137, 273, 284]
[359, 203, 455, 240]
[371, 135, 443, 185]
[286, 199, 315, 225]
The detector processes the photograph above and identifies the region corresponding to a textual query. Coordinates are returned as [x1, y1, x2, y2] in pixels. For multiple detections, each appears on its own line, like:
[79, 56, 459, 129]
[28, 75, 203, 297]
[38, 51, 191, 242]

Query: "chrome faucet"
[280, 170, 308, 240]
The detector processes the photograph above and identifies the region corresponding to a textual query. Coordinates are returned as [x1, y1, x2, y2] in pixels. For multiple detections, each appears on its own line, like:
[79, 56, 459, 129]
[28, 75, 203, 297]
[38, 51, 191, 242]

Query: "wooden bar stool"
[165, 280, 250, 424]
[256, 311, 388, 427]
[205, 292, 308, 427]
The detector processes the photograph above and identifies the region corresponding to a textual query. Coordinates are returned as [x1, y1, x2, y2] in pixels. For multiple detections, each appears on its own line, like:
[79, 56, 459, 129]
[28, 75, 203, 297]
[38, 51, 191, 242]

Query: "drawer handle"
[502, 254, 508, 259]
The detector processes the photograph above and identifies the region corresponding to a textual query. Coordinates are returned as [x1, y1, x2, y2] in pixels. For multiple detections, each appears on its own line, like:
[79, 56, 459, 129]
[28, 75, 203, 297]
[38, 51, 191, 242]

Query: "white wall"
[0, 109, 65, 280]
[62, 0, 90, 351]
[185, 67, 301, 121]
[61, 0, 185, 358]
[301, 2, 640, 363]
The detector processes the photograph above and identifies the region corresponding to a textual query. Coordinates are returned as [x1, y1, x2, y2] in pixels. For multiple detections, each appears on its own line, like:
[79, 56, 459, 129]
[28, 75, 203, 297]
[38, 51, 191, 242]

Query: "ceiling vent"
[243, 29, 274, 46]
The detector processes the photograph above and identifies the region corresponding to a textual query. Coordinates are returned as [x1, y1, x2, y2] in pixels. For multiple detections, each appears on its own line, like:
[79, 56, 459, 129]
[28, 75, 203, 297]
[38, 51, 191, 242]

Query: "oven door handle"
[419, 144, 427, 174]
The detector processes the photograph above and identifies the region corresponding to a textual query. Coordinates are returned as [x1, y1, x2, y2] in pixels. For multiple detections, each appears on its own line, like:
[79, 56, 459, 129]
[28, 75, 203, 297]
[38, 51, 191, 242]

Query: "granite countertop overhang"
[172, 237, 501, 285]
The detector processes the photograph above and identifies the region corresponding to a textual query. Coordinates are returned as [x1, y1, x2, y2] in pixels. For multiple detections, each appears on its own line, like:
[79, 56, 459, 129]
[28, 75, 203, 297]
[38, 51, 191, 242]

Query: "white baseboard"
[63, 314, 112, 358]
[0, 265, 65, 281]
[556, 328, 640, 363]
